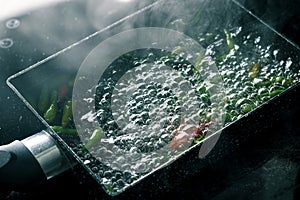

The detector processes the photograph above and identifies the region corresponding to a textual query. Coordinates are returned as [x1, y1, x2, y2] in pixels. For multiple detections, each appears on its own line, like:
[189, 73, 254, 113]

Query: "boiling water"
[70, 28, 299, 194]
[6, 0, 300, 196]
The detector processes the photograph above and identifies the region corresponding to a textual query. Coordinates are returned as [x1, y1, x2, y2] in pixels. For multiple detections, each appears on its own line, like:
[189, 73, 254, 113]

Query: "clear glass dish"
[7, 0, 300, 196]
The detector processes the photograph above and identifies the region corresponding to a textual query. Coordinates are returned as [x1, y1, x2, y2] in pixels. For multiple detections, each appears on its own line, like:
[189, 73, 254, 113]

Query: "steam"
[86, 0, 155, 30]
[0, 0, 67, 21]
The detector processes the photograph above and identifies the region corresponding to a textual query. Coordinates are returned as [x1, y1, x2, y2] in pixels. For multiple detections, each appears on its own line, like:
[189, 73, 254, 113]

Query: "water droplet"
[6, 19, 20, 29]
[83, 160, 91, 165]
[272, 49, 279, 59]
[254, 36, 261, 44]
[0, 38, 13, 48]
[285, 57, 293, 70]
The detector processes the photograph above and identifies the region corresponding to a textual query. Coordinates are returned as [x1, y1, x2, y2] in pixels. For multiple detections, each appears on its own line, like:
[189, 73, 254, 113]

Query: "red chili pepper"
[170, 119, 211, 150]
[58, 84, 68, 101]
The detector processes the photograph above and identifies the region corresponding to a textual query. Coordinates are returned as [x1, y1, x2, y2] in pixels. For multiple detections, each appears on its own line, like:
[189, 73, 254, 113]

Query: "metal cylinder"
[21, 130, 70, 180]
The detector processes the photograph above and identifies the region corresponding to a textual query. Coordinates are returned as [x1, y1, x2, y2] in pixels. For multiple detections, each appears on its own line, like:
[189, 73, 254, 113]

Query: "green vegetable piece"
[275, 76, 284, 83]
[224, 29, 235, 50]
[194, 49, 206, 71]
[235, 98, 246, 107]
[225, 112, 232, 123]
[249, 63, 260, 79]
[255, 80, 271, 87]
[104, 184, 114, 194]
[241, 103, 252, 114]
[193, 135, 206, 144]
[171, 46, 186, 55]
[282, 77, 293, 86]
[44, 104, 57, 123]
[38, 85, 49, 113]
[210, 74, 223, 84]
[44, 91, 58, 123]
[51, 125, 77, 134]
[275, 76, 293, 87]
[269, 89, 284, 98]
[235, 98, 254, 108]
[258, 88, 268, 96]
[61, 100, 72, 128]
[84, 128, 105, 150]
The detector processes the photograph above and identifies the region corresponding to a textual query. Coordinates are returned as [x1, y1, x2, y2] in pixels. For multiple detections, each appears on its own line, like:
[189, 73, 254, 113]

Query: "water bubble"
[133, 162, 146, 172]
[285, 57, 293, 70]
[0, 38, 13, 48]
[6, 19, 20, 29]
[273, 49, 279, 59]
[103, 171, 112, 179]
[83, 160, 91, 165]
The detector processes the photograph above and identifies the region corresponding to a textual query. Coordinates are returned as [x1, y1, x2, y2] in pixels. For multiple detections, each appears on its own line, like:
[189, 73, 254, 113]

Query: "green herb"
[193, 135, 206, 144]
[171, 46, 186, 55]
[241, 103, 253, 114]
[249, 63, 260, 79]
[224, 29, 235, 50]
[83, 128, 105, 150]
[61, 100, 72, 128]
[269, 89, 284, 98]
[44, 91, 58, 123]
[194, 49, 206, 71]
[104, 184, 114, 194]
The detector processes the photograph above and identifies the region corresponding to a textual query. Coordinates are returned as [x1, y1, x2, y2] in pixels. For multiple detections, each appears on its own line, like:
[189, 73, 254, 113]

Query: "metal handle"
[0, 130, 70, 189]
[21, 130, 70, 180]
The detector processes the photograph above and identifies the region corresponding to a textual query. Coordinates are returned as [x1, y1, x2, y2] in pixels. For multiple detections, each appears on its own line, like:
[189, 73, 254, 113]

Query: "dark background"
[1, 0, 300, 199]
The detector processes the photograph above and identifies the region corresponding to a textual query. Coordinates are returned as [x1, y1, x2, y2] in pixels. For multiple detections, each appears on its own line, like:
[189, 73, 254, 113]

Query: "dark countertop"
[1, 0, 300, 199]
